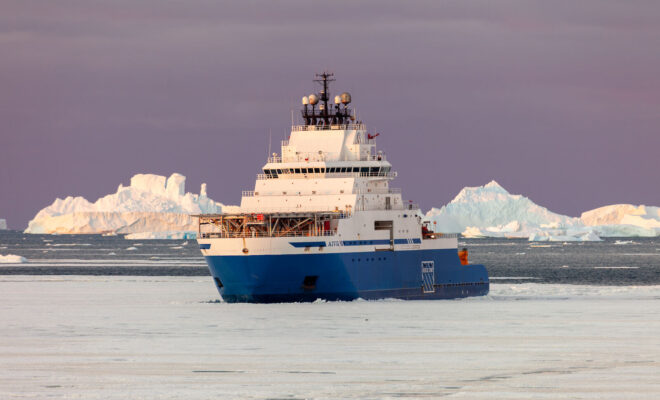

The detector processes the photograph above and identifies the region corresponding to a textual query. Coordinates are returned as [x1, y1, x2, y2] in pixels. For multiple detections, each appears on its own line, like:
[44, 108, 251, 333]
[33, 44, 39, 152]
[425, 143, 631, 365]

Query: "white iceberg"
[425, 180, 600, 240]
[0, 218, 6, 230]
[581, 204, 660, 237]
[25, 173, 228, 236]
[0, 254, 28, 263]
[527, 229, 602, 242]
[426, 181, 581, 233]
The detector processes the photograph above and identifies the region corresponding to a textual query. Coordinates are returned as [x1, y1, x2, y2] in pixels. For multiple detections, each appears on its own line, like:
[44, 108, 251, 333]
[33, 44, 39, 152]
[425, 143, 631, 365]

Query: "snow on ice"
[25, 173, 229, 236]
[1, 276, 659, 399]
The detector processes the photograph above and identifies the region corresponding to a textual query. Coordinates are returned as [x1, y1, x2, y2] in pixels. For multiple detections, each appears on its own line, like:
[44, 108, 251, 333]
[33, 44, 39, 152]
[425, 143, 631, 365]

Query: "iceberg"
[0, 218, 6, 230]
[426, 181, 581, 233]
[425, 181, 660, 240]
[424, 181, 600, 240]
[26, 173, 229, 236]
[527, 229, 602, 242]
[581, 204, 660, 237]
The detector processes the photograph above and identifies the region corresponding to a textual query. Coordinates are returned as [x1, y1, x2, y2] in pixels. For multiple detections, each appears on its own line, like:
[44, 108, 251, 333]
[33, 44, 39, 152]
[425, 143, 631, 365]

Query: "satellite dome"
[302, 96, 309, 105]
[334, 95, 341, 104]
[308, 94, 318, 105]
[340, 92, 352, 104]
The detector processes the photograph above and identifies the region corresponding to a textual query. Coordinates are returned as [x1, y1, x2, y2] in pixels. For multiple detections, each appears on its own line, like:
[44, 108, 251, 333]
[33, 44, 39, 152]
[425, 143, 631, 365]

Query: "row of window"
[264, 166, 391, 178]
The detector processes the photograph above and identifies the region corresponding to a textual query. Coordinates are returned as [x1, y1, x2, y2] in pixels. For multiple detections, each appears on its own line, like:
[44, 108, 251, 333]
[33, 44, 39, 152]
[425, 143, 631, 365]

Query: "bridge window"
[370, 167, 379, 175]
[294, 168, 301, 174]
[301, 168, 308, 174]
[314, 168, 320, 173]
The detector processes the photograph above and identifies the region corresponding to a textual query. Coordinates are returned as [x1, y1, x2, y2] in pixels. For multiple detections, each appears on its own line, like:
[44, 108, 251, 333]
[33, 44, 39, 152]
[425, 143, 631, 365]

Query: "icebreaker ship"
[196, 73, 489, 303]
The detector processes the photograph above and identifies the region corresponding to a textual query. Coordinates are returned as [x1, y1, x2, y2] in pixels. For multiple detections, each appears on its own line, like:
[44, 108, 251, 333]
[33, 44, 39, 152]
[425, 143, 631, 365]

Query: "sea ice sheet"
[1, 277, 659, 399]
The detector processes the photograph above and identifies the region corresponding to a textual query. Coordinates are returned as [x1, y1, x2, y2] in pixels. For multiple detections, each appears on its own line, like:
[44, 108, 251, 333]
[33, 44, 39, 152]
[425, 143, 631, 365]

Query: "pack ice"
[25, 173, 229, 237]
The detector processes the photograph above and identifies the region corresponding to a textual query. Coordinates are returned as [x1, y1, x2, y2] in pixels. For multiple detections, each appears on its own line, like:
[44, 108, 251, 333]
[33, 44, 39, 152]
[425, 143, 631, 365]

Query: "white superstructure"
[242, 124, 398, 214]
[198, 72, 456, 256]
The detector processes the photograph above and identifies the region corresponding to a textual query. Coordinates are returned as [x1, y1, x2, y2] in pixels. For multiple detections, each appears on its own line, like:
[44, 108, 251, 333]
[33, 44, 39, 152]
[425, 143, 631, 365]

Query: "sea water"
[1, 231, 659, 398]
[1, 231, 659, 285]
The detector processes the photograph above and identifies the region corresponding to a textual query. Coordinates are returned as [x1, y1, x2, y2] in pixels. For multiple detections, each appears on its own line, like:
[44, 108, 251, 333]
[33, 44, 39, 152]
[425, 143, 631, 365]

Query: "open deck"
[195, 211, 348, 239]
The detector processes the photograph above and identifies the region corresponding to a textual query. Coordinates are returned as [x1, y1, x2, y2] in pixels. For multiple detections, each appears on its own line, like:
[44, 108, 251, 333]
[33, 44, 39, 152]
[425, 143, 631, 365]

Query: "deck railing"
[242, 187, 402, 197]
[256, 171, 397, 180]
[291, 124, 365, 132]
[199, 230, 337, 239]
[422, 232, 459, 240]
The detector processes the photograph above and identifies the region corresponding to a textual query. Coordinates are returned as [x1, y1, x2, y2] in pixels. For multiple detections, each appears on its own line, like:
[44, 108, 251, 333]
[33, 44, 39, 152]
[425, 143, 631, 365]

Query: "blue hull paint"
[204, 249, 489, 303]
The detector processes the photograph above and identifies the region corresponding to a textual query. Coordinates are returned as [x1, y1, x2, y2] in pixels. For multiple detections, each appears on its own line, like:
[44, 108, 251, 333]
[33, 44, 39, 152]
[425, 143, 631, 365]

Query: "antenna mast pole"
[315, 72, 335, 126]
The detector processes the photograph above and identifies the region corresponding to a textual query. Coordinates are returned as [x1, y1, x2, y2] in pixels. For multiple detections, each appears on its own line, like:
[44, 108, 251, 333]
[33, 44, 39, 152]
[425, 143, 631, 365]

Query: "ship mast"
[301, 72, 353, 128]
[315, 72, 334, 126]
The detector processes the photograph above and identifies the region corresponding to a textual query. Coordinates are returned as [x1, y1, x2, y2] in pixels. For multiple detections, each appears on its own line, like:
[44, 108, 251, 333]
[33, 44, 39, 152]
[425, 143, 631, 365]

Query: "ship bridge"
[240, 73, 406, 215]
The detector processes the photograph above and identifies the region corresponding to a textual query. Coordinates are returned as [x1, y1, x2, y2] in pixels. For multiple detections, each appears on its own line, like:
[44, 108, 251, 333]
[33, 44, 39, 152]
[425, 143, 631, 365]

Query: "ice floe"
[0, 254, 28, 263]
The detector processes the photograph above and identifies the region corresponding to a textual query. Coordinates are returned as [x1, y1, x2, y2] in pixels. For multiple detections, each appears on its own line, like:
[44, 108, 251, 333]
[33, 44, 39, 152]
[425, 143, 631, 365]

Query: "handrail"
[199, 230, 338, 239]
[267, 153, 386, 163]
[291, 124, 365, 132]
[241, 187, 402, 197]
[406, 203, 420, 211]
[256, 171, 397, 180]
[422, 232, 459, 239]
[234, 207, 354, 215]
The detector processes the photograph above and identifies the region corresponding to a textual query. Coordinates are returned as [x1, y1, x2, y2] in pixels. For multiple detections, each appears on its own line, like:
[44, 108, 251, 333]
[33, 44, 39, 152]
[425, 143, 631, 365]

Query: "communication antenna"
[268, 129, 272, 158]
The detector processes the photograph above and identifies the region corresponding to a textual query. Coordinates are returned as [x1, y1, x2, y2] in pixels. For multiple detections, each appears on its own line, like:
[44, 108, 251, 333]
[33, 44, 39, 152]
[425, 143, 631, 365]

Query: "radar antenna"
[301, 72, 352, 128]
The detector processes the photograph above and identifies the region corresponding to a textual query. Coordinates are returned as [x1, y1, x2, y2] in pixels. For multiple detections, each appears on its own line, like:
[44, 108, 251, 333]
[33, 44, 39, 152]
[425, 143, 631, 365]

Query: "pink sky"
[1, 1, 659, 229]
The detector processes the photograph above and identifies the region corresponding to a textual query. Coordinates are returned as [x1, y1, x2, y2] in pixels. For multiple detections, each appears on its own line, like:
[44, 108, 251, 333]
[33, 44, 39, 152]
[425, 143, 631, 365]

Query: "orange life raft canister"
[458, 248, 469, 265]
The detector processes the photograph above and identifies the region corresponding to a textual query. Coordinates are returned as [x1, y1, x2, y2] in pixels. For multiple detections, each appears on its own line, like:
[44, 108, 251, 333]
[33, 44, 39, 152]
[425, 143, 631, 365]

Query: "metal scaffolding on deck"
[195, 211, 348, 239]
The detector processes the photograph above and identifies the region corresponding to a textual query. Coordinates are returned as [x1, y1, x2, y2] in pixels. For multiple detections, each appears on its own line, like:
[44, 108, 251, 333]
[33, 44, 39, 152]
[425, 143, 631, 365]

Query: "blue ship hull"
[204, 249, 489, 303]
